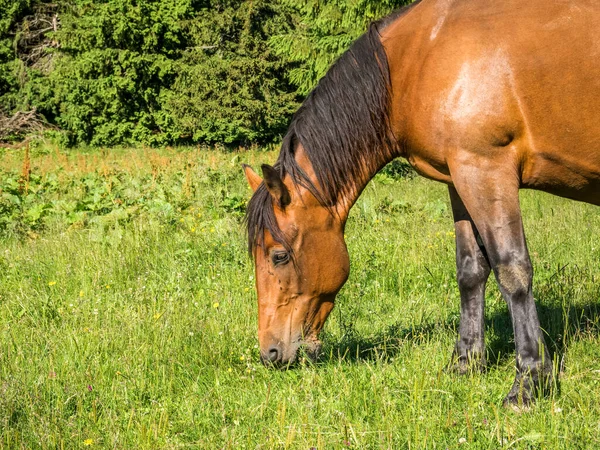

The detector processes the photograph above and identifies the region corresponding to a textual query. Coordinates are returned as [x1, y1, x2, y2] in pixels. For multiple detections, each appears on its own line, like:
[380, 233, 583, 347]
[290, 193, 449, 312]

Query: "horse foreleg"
[449, 162, 553, 407]
[447, 186, 490, 374]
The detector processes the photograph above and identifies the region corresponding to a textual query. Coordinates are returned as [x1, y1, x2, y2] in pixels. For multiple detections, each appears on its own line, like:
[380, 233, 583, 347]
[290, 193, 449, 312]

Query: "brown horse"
[242, 0, 600, 406]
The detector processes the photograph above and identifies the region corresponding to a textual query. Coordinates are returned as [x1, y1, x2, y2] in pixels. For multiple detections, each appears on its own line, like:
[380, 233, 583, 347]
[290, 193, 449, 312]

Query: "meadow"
[0, 145, 600, 449]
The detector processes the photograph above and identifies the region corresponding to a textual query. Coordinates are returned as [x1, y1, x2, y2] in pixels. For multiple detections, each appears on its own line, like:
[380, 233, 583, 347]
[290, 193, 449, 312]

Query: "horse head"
[243, 157, 350, 366]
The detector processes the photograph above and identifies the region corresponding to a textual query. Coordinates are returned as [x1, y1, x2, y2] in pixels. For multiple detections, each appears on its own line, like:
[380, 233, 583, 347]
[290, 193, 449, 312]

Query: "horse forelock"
[246, 7, 409, 256]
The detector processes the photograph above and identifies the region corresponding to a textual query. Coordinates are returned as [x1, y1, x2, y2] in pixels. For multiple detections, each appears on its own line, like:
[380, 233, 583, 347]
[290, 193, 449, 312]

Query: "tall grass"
[1, 146, 599, 448]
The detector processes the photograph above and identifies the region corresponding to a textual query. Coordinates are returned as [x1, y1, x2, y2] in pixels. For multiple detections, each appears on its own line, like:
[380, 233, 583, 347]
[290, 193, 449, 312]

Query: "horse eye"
[271, 251, 290, 266]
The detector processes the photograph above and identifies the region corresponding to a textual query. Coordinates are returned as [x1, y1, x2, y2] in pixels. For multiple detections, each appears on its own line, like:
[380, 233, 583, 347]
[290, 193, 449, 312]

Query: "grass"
[1, 145, 600, 448]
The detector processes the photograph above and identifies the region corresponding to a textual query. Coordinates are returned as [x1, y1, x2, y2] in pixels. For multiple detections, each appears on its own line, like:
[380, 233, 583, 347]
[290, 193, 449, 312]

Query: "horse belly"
[522, 150, 600, 205]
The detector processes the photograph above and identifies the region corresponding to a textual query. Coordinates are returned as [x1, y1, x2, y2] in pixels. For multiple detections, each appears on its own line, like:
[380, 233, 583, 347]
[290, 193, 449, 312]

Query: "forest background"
[0, 0, 411, 147]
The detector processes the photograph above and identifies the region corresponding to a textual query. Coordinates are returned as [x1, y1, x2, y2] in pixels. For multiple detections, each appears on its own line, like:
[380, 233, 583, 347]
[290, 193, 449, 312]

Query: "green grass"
[1, 146, 600, 448]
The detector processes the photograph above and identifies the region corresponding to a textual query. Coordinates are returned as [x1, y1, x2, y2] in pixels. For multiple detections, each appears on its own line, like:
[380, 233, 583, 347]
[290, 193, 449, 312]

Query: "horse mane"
[246, 7, 413, 254]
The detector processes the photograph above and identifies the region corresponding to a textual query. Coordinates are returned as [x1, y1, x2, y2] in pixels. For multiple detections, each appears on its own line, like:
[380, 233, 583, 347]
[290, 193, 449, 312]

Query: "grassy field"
[1, 145, 600, 449]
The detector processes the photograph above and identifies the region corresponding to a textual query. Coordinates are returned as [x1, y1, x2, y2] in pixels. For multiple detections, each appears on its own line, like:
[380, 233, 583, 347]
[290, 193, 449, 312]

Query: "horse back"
[382, 0, 600, 205]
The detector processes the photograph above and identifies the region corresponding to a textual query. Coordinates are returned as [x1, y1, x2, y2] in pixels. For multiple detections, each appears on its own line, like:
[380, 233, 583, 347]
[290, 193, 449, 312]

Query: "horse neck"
[332, 147, 403, 221]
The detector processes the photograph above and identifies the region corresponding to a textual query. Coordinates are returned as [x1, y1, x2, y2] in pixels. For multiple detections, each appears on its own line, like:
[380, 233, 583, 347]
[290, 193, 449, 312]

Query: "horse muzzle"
[260, 337, 322, 368]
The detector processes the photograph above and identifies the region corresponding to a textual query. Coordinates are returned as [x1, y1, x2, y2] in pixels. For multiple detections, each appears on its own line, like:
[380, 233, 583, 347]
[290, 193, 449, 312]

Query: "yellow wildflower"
[83, 439, 94, 446]
[153, 312, 161, 320]
[212, 302, 220, 309]
[79, 290, 84, 297]
[48, 281, 56, 286]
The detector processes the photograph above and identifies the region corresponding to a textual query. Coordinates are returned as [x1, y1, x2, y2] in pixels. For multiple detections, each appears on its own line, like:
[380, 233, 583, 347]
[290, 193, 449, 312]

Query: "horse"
[242, 0, 600, 407]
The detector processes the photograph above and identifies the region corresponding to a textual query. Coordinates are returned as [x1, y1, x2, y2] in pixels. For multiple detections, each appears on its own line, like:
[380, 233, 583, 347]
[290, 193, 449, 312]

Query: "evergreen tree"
[0, 0, 415, 146]
[271, 0, 412, 95]
[0, 0, 39, 113]
[163, 0, 300, 144]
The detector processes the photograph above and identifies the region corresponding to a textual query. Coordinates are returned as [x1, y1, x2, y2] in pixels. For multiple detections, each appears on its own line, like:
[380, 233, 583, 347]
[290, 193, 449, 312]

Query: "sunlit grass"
[1, 146, 599, 448]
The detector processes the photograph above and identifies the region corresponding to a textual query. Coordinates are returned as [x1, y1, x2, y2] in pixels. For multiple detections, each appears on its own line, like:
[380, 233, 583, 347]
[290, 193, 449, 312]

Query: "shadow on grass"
[320, 318, 458, 364]
[322, 270, 600, 368]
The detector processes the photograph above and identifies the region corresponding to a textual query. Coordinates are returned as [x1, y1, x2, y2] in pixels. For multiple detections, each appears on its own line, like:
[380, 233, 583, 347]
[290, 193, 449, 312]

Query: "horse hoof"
[445, 357, 485, 375]
[502, 393, 533, 412]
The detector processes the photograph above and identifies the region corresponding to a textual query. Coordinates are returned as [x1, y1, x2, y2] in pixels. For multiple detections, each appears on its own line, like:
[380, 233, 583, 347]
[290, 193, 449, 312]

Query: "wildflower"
[210, 227, 215, 233]
[189, 331, 194, 336]
[79, 290, 84, 297]
[48, 281, 56, 286]
[180, 218, 184, 222]
[212, 302, 219, 309]
[228, 368, 233, 372]
[153, 312, 161, 320]
[554, 407, 563, 413]
[83, 439, 94, 446]
[458, 437, 467, 444]
[240, 355, 245, 361]
[87, 385, 93, 392]
[190, 228, 195, 233]
[244, 287, 250, 292]
[105, 285, 110, 289]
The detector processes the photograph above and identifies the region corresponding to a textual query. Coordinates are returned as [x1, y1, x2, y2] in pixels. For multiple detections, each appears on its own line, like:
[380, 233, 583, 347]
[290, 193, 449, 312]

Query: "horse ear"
[242, 164, 262, 192]
[261, 164, 291, 207]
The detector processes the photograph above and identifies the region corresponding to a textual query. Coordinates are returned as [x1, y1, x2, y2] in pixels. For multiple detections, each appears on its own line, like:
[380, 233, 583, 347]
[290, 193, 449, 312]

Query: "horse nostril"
[268, 347, 280, 363]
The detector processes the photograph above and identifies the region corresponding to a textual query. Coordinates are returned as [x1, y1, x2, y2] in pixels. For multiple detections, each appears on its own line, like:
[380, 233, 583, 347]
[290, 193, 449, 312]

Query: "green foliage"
[20, 0, 302, 146]
[34, 0, 192, 146]
[0, 0, 37, 113]
[1, 0, 416, 146]
[271, 0, 412, 94]
[0, 145, 250, 236]
[162, 0, 300, 144]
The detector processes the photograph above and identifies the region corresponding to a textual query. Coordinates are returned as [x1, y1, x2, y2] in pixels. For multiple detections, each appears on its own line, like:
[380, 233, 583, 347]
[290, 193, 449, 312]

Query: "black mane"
[246, 10, 407, 254]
